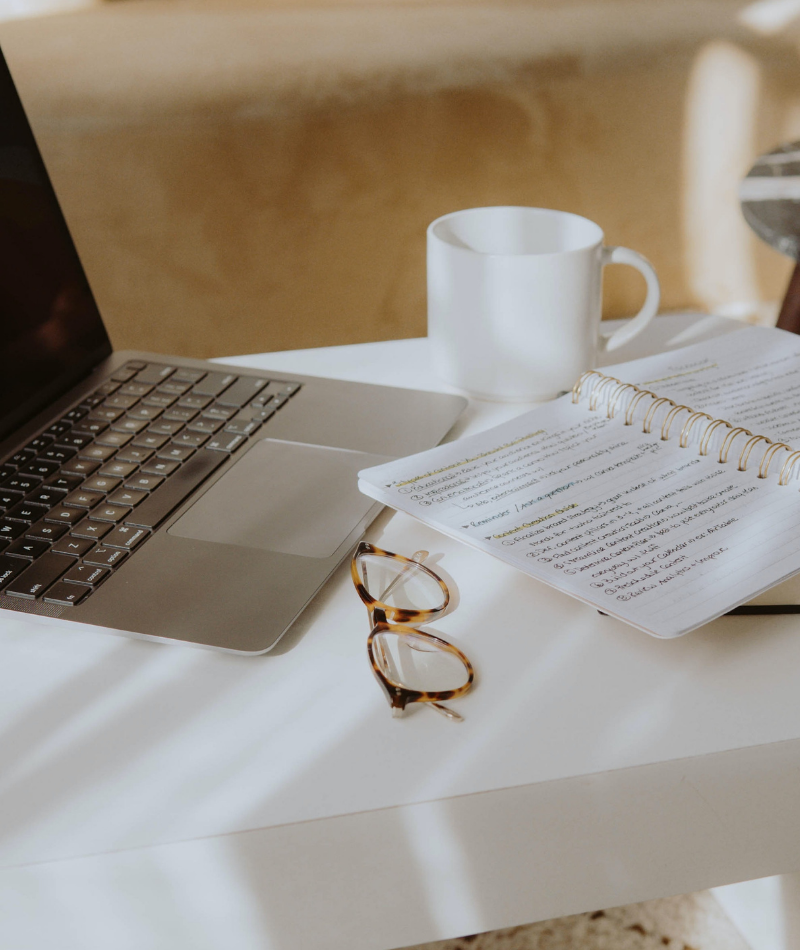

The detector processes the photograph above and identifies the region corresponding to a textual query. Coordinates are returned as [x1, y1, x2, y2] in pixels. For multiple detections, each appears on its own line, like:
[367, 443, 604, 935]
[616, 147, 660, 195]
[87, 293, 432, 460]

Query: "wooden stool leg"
[778, 262, 800, 334]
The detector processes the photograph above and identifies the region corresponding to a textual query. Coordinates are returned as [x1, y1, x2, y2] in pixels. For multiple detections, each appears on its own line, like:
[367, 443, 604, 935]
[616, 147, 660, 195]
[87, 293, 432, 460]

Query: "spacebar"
[125, 450, 228, 529]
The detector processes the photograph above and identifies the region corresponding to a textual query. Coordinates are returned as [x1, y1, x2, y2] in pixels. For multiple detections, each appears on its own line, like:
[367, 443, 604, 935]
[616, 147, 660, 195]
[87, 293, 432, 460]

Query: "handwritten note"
[359, 327, 800, 637]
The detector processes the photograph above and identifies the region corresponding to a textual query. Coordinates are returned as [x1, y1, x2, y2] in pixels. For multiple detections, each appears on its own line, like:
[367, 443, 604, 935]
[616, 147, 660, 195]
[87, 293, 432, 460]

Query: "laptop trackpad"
[169, 439, 391, 558]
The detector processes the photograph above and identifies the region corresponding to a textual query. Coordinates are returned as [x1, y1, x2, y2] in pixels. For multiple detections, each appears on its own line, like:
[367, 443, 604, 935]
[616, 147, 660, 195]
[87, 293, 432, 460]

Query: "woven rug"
[399, 890, 751, 950]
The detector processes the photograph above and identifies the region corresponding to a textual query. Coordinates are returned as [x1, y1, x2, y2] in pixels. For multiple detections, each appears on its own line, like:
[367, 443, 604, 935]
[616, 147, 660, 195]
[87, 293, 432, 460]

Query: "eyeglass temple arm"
[378, 549, 429, 602]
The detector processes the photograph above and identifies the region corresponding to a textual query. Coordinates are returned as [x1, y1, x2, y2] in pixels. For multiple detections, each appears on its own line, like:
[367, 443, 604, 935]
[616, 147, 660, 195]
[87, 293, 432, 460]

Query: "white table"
[1, 314, 797, 950]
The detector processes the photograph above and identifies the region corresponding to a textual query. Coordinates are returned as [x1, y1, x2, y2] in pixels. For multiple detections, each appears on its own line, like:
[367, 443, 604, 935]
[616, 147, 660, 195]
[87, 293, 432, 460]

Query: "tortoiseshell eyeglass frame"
[351, 541, 474, 722]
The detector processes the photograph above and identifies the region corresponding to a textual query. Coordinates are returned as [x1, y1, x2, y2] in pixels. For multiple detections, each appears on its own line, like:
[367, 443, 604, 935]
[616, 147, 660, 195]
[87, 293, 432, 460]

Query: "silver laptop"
[0, 49, 466, 653]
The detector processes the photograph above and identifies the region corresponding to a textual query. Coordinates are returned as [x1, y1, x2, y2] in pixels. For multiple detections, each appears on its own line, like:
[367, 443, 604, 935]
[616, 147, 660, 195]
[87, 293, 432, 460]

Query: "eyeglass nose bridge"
[369, 604, 389, 626]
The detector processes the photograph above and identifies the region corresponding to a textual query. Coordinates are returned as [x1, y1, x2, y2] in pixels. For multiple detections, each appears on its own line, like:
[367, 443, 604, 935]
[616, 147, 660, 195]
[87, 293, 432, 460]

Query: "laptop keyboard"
[0, 361, 301, 608]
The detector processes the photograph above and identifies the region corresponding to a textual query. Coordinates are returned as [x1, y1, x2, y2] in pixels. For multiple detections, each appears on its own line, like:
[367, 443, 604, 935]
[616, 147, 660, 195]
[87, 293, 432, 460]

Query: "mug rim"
[428, 206, 604, 257]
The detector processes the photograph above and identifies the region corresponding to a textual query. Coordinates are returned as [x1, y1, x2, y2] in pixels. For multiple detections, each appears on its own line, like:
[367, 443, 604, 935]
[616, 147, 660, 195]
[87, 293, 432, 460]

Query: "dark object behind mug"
[741, 141, 800, 334]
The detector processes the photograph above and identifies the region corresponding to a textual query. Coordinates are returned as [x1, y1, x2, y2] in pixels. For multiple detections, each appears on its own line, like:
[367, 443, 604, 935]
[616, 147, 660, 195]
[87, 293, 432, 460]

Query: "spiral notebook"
[358, 325, 800, 638]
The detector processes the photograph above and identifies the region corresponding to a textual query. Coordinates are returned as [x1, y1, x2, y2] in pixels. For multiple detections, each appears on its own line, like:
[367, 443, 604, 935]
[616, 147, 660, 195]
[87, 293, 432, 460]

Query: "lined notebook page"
[359, 327, 800, 638]
[603, 325, 800, 442]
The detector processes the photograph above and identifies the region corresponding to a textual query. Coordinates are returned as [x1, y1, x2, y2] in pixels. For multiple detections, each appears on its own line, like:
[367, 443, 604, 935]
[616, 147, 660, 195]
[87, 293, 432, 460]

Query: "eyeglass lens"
[357, 552, 446, 612]
[372, 630, 470, 693]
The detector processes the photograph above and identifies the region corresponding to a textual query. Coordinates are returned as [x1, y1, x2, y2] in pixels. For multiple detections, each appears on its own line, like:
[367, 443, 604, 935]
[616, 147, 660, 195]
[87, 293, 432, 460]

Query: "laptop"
[0, 49, 466, 654]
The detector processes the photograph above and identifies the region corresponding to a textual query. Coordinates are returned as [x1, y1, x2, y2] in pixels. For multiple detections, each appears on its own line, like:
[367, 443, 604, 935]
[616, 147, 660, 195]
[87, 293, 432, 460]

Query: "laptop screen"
[0, 49, 111, 444]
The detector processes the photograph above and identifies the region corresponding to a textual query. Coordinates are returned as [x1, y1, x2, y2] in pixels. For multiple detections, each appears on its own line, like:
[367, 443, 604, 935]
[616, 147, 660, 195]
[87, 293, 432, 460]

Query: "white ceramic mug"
[427, 206, 660, 401]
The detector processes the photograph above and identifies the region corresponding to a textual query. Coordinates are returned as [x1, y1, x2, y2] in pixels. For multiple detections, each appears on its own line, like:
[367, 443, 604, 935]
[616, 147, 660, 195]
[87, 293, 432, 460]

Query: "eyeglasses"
[351, 541, 474, 722]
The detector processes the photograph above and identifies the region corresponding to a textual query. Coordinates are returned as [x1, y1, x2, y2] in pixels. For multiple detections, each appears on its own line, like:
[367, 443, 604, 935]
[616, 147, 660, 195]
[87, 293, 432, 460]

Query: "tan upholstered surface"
[0, 0, 796, 358]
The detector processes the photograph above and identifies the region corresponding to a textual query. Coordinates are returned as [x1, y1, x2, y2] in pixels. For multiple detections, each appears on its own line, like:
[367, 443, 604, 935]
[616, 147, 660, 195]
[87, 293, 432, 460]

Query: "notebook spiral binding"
[571, 369, 800, 485]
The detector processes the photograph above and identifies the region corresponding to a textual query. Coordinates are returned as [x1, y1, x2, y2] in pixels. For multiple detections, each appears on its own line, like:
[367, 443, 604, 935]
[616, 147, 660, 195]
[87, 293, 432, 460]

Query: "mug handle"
[599, 246, 660, 352]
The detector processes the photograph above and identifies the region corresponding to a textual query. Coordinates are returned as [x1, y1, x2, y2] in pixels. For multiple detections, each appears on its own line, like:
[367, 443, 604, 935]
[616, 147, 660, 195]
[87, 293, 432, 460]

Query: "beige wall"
[1, 1, 799, 358]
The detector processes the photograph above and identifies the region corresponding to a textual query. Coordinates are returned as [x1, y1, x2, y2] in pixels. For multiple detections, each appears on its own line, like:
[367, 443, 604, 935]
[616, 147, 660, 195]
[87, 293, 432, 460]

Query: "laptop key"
[120, 381, 153, 397]
[162, 407, 198, 424]
[63, 406, 89, 423]
[125, 472, 164, 492]
[56, 431, 94, 450]
[156, 380, 192, 396]
[90, 504, 130, 524]
[147, 420, 184, 437]
[44, 505, 85, 526]
[20, 459, 59, 479]
[216, 376, 269, 407]
[63, 563, 108, 587]
[43, 581, 90, 606]
[103, 524, 149, 551]
[126, 449, 227, 528]
[82, 475, 122, 493]
[115, 446, 154, 465]
[61, 458, 101, 478]
[89, 407, 125, 423]
[6, 538, 49, 560]
[191, 372, 236, 398]
[135, 364, 176, 385]
[40, 446, 77, 465]
[27, 521, 69, 543]
[173, 431, 209, 448]
[25, 435, 54, 453]
[63, 489, 104, 510]
[43, 473, 84, 493]
[0, 490, 23, 510]
[206, 432, 245, 453]
[45, 421, 72, 438]
[124, 474, 164, 492]
[241, 404, 276, 423]
[27, 488, 60, 508]
[0, 520, 26, 542]
[5, 501, 47, 523]
[0, 554, 28, 588]
[104, 393, 138, 410]
[132, 432, 169, 450]
[9, 449, 36, 468]
[142, 392, 177, 409]
[72, 419, 109, 437]
[171, 368, 206, 384]
[157, 444, 195, 462]
[83, 546, 128, 568]
[3, 474, 41, 493]
[4, 552, 73, 599]
[79, 444, 118, 463]
[96, 430, 133, 448]
[178, 394, 212, 411]
[99, 461, 138, 479]
[110, 366, 139, 383]
[80, 394, 105, 409]
[53, 536, 95, 557]
[71, 521, 112, 541]
[187, 417, 223, 435]
[112, 418, 149, 435]
[107, 488, 147, 508]
[225, 418, 262, 437]
[126, 406, 162, 422]
[140, 458, 180, 478]
[202, 405, 237, 422]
